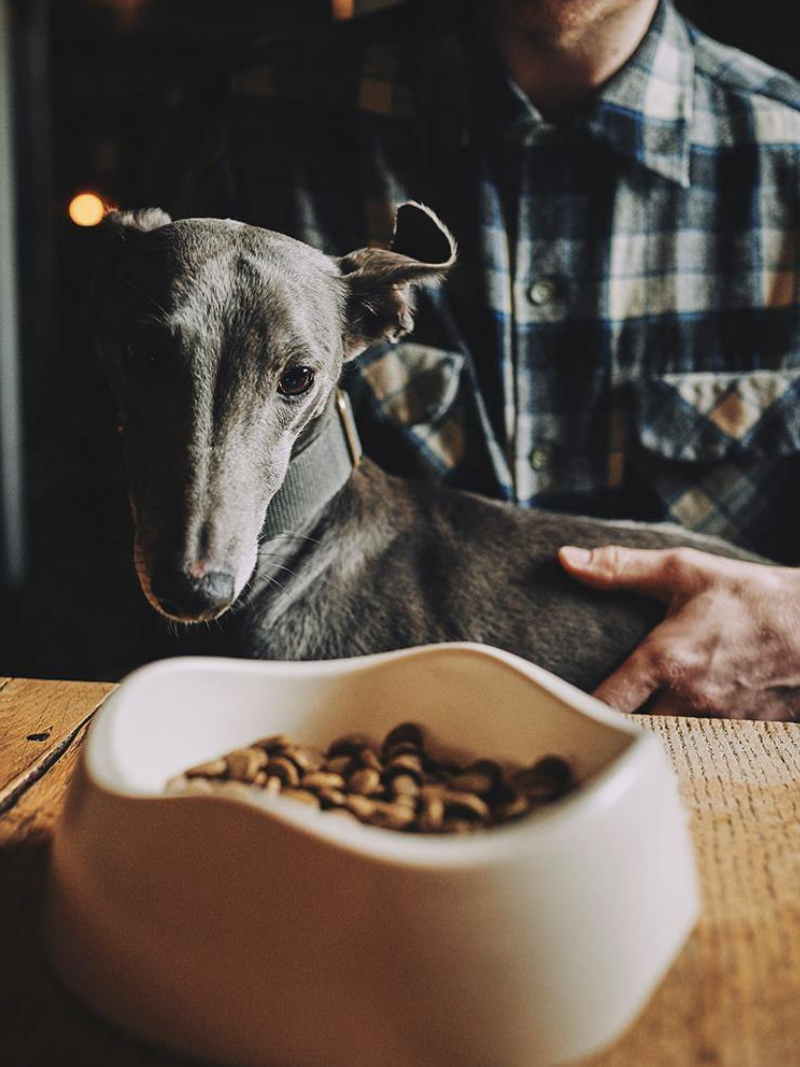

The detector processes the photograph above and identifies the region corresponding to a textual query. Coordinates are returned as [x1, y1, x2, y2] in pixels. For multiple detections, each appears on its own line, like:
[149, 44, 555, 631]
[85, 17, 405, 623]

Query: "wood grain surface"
[578, 716, 800, 1067]
[0, 680, 798, 1067]
[0, 677, 115, 814]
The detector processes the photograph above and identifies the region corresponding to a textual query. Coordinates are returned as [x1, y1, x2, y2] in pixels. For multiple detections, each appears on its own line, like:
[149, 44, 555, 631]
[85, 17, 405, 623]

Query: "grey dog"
[93, 202, 756, 693]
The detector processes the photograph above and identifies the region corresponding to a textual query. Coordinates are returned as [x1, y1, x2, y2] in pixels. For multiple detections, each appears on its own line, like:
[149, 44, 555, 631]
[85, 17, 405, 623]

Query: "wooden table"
[1, 677, 798, 1066]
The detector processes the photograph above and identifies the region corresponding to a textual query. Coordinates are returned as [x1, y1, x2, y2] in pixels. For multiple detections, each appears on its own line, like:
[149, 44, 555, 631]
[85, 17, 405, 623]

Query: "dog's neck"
[259, 388, 362, 540]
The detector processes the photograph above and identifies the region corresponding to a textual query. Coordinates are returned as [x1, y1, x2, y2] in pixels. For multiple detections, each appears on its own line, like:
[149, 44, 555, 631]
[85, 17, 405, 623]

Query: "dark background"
[1, 0, 797, 681]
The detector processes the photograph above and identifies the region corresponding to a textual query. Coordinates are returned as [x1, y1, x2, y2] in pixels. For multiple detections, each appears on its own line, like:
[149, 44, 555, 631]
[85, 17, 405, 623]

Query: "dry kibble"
[390, 773, 420, 798]
[417, 785, 445, 831]
[449, 760, 501, 796]
[354, 746, 384, 773]
[185, 758, 228, 780]
[170, 723, 575, 833]
[286, 746, 325, 773]
[346, 794, 378, 820]
[382, 722, 423, 754]
[512, 756, 573, 802]
[324, 755, 354, 777]
[369, 801, 416, 830]
[252, 734, 292, 753]
[226, 747, 268, 782]
[328, 733, 372, 758]
[347, 767, 382, 796]
[443, 790, 490, 821]
[301, 771, 346, 792]
[318, 788, 347, 809]
[267, 755, 301, 788]
[385, 753, 424, 780]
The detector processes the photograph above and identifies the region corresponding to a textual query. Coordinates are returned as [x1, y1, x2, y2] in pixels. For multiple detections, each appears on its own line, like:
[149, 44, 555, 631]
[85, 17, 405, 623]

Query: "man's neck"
[484, 0, 660, 121]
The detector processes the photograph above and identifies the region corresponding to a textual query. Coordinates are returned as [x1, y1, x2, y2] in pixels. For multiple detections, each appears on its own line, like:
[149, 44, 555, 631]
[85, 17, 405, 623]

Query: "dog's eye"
[278, 366, 315, 397]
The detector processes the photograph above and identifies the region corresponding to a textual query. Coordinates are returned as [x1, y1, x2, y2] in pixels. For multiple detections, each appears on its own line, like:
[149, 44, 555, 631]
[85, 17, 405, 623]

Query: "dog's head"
[92, 203, 456, 623]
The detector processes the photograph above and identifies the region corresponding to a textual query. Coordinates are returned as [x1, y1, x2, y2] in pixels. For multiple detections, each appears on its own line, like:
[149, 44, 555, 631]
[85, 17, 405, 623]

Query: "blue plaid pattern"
[170, 0, 800, 563]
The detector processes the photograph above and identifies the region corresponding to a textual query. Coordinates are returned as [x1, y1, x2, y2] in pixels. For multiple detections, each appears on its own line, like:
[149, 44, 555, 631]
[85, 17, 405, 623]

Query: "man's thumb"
[558, 544, 690, 601]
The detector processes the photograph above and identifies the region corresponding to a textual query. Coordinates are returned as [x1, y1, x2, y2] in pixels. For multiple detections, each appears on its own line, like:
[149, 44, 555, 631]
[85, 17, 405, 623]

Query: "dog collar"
[260, 388, 362, 539]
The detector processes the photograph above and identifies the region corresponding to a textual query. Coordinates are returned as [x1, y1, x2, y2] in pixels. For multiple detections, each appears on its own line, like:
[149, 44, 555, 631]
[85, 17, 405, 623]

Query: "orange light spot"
[68, 192, 106, 227]
[331, 0, 354, 19]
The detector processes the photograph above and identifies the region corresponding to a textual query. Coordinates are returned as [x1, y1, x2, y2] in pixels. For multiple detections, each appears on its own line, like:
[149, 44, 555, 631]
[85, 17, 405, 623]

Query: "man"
[161, 0, 800, 719]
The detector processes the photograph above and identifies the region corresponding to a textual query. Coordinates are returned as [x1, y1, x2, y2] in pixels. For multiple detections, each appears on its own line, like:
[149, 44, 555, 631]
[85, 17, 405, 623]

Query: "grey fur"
[93, 204, 762, 693]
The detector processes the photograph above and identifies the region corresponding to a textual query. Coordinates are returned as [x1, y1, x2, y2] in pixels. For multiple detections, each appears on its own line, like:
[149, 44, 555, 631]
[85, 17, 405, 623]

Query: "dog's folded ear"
[90, 207, 172, 324]
[103, 207, 173, 234]
[337, 201, 457, 358]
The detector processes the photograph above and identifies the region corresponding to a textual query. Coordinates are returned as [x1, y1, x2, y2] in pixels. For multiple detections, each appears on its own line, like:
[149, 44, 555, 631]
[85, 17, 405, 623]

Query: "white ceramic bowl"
[45, 643, 698, 1067]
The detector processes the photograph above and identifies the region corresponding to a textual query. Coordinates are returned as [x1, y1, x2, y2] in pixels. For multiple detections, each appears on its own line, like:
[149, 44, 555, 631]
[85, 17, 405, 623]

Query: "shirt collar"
[576, 0, 694, 188]
[418, 0, 694, 189]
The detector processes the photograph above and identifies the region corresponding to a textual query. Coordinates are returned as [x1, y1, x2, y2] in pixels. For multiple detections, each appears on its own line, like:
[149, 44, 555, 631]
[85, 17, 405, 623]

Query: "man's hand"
[558, 545, 800, 720]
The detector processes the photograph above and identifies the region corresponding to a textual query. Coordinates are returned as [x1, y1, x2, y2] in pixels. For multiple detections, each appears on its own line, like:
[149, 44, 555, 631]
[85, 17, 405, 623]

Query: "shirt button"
[529, 446, 553, 471]
[528, 276, 558, 306]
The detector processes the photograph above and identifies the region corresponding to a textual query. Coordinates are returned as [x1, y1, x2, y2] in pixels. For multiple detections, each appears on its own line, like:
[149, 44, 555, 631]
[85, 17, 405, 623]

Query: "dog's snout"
[150, 566, 235, 622]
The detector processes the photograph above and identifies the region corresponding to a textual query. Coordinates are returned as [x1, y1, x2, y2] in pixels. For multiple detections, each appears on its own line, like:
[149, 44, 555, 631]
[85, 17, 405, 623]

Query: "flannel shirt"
[168, 0, 800, 563]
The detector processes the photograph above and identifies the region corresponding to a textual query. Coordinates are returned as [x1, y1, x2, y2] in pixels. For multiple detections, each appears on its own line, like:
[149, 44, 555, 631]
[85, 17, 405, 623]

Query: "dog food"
[166, 722, 575, 834]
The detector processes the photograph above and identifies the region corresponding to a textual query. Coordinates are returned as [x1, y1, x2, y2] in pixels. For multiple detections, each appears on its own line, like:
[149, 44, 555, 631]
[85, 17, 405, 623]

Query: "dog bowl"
[45, 643, 698, 1067]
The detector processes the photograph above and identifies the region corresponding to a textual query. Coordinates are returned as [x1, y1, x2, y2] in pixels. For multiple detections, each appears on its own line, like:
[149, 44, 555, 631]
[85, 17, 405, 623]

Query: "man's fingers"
[591, 645, 662, 713]
[558, 544, 703, 601]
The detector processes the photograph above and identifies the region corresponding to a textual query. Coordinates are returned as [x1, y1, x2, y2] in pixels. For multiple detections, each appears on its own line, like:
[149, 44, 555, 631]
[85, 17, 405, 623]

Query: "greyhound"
[92, 202, 758, 693]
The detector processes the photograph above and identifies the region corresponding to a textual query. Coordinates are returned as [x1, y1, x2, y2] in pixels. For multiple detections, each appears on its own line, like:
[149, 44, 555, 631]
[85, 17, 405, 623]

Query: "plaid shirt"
[167, 0, 800, 563]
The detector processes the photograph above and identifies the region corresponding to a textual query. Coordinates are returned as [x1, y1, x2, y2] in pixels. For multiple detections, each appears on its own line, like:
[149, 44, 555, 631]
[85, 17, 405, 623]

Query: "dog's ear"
[103, 207, 173, 234]
[337, 201, 457, 359]
[90, 207, 172, 324]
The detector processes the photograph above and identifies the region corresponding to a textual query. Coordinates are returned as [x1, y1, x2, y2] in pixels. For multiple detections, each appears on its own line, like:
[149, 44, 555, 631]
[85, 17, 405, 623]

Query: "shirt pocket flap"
[359, 342, 466, 427]
[636, 369, 800, 462]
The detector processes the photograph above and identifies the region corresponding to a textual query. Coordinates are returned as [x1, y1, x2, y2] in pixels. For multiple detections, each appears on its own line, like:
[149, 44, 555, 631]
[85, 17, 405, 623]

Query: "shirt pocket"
[636, 369, 800, 462]
[631, 368, 800, 553]
[357, 341, 467, 473]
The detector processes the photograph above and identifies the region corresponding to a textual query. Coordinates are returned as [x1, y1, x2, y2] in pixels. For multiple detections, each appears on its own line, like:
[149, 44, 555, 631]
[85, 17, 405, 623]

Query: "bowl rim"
[82, 643, 662, 867]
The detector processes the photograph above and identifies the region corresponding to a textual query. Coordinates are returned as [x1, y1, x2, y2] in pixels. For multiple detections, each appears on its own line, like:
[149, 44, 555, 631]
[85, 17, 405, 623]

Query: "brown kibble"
[385, 753, 424, 780]
[356, 747, 384, 773]
[267, 755, 301, 788]
[347, 767, 382, 796]
[391, 773, 420, 798]
[449, 760, 502, 796]
[301, 771, 346, 792]
[172, 724, 574, 833]
[417, 787, 445, 831]
[318, 788, 347, 809]
[369, 801, 416, 830]
[493, 792, 530, 821]
[382, 740, 422, 760]
[280, 788, 320, 807]
[185, 758, 228, 780]
[252, 734, 292, 753]
[328, 733, 372, 758]
[325, 806, 358, 821]
[443, 790, 490, 821]
[512, 756, 573, 801]
[442, 818, 478, 834]
[346, 794, 378, 821]
[382, 722, 423, 754]
[226, 747, 268, 782]
[285, 746, 325, 773]
[323, 754, 354, 777]
[177, 778, 216, 795]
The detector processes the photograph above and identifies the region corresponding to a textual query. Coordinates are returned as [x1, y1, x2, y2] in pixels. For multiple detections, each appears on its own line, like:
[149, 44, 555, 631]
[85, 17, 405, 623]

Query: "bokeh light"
[68, 192, 106, 227]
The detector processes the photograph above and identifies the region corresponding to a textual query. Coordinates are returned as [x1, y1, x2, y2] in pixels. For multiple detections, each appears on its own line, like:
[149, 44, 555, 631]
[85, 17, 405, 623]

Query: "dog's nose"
[150, 567, 235, 621]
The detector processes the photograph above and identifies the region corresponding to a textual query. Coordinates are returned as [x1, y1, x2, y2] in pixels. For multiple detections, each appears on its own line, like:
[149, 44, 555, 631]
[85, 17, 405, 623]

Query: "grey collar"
[260, 389, 362, 539]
